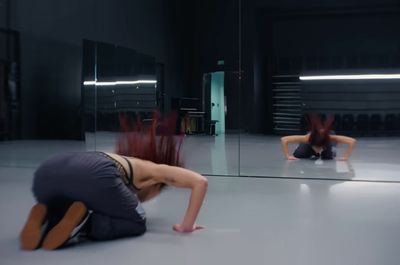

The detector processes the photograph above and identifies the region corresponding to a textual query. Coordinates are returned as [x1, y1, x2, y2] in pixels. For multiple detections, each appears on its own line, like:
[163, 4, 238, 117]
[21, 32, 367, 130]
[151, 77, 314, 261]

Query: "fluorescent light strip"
[83, 81, 96, 85]
[299, 74, 400, 81]
[117, 80, 157, 85]
[83, 80, 157, 86]
[95, 82, 116, 86]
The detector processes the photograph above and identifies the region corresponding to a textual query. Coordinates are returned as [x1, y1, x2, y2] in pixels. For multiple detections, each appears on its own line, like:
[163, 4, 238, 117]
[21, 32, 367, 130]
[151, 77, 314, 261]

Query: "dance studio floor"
[0, 135, 400, 265]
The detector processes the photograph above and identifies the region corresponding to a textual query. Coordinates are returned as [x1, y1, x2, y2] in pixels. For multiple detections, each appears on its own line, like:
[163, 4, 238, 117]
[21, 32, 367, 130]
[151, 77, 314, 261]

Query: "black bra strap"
[122, 156, 133, 186]
[121, 156, 141, 190]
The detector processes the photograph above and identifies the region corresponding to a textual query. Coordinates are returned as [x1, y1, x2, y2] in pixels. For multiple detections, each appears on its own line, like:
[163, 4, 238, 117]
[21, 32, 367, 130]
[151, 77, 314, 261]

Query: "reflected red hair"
[308, 113, 334, 147]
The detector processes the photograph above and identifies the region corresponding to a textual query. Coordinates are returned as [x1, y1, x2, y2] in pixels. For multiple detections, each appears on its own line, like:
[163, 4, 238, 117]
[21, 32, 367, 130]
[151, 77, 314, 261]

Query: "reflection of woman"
[20, 113, 208, 250]
[281, 114, 357, 161]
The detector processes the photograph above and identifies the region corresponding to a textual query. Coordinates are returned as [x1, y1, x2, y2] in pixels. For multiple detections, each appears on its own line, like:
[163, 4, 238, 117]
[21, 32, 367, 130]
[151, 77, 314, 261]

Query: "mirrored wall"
[84, 0, 241, 176]
[2, 0, 399, 182]
[0, 0, 96, 167]
[239, 0, 400, 182]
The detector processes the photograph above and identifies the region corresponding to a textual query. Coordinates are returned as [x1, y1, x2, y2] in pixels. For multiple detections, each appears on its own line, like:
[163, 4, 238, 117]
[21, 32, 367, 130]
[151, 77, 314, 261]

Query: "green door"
[210, 71, 225, 134]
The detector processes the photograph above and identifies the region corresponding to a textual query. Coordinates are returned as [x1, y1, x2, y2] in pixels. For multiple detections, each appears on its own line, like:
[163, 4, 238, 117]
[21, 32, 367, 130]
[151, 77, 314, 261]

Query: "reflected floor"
[93, 132, 400, 182]
[0, 132, 400, 181]
[238, 134, 400, 182]
[1, 133, 399, 182]
[93, 133, 400, 181]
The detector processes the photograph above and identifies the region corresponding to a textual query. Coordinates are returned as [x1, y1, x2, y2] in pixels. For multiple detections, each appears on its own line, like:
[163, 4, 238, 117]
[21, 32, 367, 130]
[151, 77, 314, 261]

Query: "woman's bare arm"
[280, 135, 308, 160]
[153, 164, 208, 233]
[330, 135, 357, 160]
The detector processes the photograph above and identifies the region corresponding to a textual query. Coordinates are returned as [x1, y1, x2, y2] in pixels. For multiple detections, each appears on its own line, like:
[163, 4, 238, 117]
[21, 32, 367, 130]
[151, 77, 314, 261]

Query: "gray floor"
[1, 137, 400, 265]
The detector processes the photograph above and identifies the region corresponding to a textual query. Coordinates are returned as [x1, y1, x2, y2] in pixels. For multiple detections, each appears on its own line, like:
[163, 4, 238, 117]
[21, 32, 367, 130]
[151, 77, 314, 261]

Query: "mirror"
[0, 1, 96, 167]
[92, 1, 241, 176]
[86, 40, 158, 153]
[82, 40, 97, 151]
[3, 0, 398, 180]
[239, 1, 400, 181]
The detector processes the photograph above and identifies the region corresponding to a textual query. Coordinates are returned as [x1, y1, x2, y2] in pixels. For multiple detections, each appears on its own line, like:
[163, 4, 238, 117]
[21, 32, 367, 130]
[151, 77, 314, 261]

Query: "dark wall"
[161, 0, 242, 133]
[0, 0, 12, 60]
[9, 0, 399, 137]
[0, 0, 9, 29]
[189, 0, 240, 130]
[10, 0, 191, 139]
[242, 4, 274, 134]
[301, 79, 400, 135]
[273, 14, 400, 60]
[302, 80, 400, 114]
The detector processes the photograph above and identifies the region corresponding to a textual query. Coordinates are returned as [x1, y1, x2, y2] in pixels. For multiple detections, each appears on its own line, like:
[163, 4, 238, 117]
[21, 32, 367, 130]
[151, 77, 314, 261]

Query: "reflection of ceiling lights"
[83, 80, 157, 86]
[299, 74, 400, 81]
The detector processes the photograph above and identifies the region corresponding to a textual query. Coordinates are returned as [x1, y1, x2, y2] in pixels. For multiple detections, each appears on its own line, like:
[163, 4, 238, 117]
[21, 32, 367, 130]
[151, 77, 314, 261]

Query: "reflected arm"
[330, 135, 357, 160]
[280, 135, 308, 159]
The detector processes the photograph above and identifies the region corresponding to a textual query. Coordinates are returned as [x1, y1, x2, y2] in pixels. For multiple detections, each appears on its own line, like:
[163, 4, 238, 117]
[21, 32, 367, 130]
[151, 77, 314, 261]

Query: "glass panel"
[0, 1, 96, 167]
[82, 40, 97, 151]
[93, 40, 158, 152]
[93, 1, 240, 176]
[181, 1, 240, 176]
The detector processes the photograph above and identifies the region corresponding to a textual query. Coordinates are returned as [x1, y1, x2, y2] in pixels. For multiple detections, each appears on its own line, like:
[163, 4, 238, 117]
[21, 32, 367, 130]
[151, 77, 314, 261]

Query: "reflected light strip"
[117, 80, 157, 85]
[83, 81, 96, 85]
[83, 80, 157, 86]
[299, 74, 400, 80]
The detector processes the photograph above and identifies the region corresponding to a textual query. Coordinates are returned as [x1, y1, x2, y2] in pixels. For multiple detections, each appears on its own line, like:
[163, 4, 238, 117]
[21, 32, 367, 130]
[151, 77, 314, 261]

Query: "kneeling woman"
[20, 113, 208, 250]
[281, 115, 357, 161]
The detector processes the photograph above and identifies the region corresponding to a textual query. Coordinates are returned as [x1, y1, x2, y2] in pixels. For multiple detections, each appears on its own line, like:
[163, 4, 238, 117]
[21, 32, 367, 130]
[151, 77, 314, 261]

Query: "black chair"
[208, 120, 218, 136]
[370, 114, 382, 135]
[384, 114, 396, 131]
[332, 114, 342, 132]
[342, 114, 354, 133]
[356, 114, 369, 134]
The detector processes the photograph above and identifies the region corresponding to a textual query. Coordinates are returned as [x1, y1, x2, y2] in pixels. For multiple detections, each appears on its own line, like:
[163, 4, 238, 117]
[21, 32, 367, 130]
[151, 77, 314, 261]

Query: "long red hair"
[308, 113, 334, 147]
[116, 111, 184, 166]
[116, 111, 184, 201]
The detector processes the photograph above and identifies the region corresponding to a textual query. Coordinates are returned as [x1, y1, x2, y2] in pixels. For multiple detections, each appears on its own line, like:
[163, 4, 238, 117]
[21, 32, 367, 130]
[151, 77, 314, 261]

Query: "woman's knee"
[133, 222, 146, 236]
[88, 213, 146, 241]
[293, 149, 310, 159]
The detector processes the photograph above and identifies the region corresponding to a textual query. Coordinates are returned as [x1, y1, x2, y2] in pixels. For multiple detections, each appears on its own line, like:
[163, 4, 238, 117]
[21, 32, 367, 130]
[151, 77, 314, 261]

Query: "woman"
[281, 114, 356, 161]
[20, 112, 208, 250]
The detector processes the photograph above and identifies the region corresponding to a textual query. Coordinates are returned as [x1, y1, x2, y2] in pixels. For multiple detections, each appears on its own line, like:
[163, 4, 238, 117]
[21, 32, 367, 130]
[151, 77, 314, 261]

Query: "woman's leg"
[88, 211, 146, 241]
[42, 201, 89, 250]
[19, 203, 48, 250]
[77, 176, 146, 241]
[32, 152, 146, 246]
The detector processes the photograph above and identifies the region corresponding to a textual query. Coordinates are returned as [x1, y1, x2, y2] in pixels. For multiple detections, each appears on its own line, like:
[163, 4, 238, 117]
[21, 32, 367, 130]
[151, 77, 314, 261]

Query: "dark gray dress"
[32, 152, 146, 240]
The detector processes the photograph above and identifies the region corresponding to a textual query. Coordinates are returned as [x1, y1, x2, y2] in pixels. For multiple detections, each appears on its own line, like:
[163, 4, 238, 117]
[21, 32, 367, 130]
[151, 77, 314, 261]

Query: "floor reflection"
[282, 159, 355, 180]
[1, 133, 398, 182]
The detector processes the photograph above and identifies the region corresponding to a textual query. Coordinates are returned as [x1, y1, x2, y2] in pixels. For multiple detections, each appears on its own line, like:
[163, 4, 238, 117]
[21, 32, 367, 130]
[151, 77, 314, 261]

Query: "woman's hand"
[173, 223, 205, 233]
[153, 165, 208, 234]
[286, 155, 299, 160]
